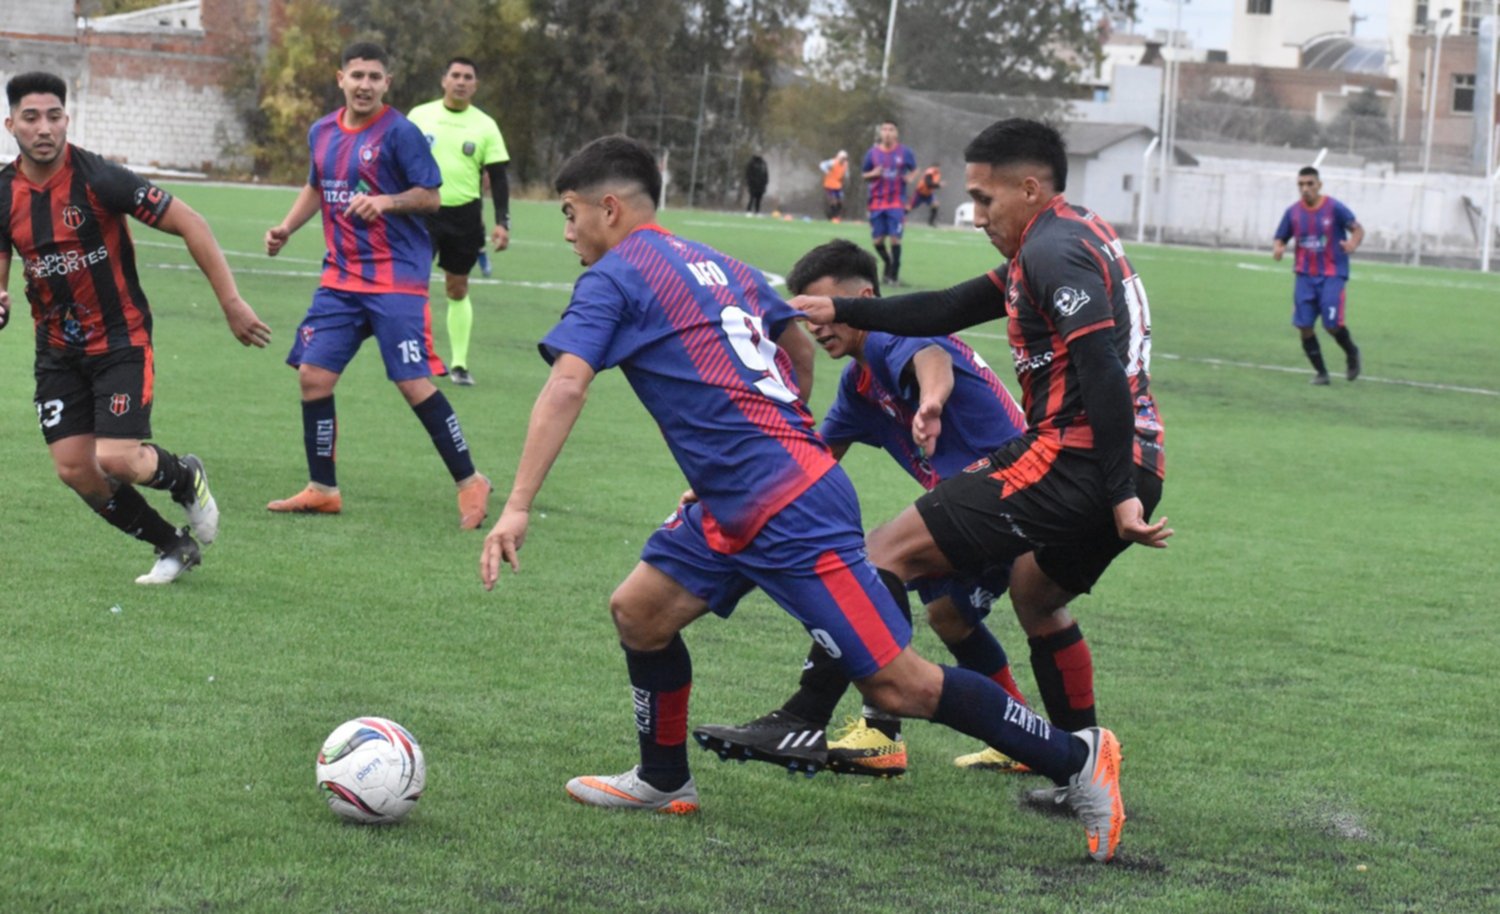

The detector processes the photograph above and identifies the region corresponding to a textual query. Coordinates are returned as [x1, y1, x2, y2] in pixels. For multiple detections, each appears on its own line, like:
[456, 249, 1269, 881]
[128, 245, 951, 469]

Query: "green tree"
[248, 0, 347, 182]
[820, 0, 1136, 95]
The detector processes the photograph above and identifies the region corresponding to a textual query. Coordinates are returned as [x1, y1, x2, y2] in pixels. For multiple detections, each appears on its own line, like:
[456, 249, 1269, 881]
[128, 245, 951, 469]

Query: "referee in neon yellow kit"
[408, 56, 511, 387]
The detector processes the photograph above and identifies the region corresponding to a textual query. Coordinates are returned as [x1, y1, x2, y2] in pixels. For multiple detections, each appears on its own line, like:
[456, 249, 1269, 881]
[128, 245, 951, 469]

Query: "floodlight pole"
[1154, 0, 1184, 244]
[881, 0, 898, 88]
[1137, 136, 1159, 244]
[1421, 12, 1454, 176]
[688, 63, 709, 210]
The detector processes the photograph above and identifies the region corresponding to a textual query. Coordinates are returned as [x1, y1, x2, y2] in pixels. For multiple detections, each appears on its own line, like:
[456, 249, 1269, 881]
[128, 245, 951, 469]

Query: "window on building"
[1453, 73, 1476, 113]
[1247, 0, 1272, 14]
[1415, 1, 1428, 27]
[1459, 0, 1481, 35]
[1123, 174, 1135, 192]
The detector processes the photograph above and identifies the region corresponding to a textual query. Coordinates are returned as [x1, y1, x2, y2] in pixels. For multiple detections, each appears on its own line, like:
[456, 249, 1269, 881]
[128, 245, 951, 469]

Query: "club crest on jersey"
[1053, 286, 1090, 316]
[61, 205, 86, 229]
[109, 393, 131, 416]
[358, 144, 378, 164]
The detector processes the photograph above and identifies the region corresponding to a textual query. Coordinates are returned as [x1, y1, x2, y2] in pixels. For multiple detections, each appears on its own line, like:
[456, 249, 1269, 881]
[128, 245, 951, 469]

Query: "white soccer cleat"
[135, 530, 202, 585]
[565, 767, 699, 815]
[175, 454, 219, 545]
[1062, 727, 1125, 862]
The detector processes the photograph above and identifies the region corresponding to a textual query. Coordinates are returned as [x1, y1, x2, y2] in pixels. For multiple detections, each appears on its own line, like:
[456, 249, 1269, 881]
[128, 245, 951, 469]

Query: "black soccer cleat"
[1346, 347, 1361, 382]
[692, 710, 828, 777]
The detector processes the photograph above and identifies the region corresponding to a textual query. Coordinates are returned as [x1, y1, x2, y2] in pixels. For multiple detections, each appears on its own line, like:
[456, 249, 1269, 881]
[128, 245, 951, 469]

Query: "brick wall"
[1, 0, 274, 173]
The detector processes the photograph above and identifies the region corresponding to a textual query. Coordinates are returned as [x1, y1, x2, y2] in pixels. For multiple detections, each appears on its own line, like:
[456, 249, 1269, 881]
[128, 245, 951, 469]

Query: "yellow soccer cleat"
[827, 717, 907, 778]
[953, 746, 1031, 773]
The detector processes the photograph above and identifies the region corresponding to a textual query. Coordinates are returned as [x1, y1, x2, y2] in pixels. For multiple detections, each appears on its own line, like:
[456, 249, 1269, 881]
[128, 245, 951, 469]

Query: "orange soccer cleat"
[266, 485, 342, 514]
[457, 474, 492, 530]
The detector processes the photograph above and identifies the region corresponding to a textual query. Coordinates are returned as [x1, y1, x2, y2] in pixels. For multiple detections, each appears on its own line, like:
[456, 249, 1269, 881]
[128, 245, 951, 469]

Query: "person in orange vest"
[908, 164, 942, 227]
[820, 150, 848, 222]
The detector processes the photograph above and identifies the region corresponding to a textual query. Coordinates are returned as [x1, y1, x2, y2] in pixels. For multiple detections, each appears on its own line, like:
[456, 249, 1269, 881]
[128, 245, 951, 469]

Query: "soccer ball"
[315, 716, 426, 824]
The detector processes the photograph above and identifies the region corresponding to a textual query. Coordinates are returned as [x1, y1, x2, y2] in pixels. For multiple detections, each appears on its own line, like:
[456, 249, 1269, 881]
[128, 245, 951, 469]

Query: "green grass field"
[2, 183, 1497, 913]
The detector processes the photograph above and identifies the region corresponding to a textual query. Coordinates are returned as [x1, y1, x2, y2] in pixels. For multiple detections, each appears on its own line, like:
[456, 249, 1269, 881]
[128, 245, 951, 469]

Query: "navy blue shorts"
[1293, 275, 1346, 329]
[287, 288, 446, 381]
[913, 563, 1011, 628]
[640, 469, 912, 679]
[869, 209, 906, 240]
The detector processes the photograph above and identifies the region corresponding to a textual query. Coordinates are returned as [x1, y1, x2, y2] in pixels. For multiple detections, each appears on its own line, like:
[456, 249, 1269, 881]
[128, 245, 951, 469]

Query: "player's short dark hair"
[881, 118, 899, 128]
[341, 42, 388, 67]
[554, 135, 662, 209]
[787, 239, 881, 297]
[7, 71, 67, 109]
[1299, 166, 1320, 179]
[964, 118, 1068, 192]
[446, 56, 477, 74]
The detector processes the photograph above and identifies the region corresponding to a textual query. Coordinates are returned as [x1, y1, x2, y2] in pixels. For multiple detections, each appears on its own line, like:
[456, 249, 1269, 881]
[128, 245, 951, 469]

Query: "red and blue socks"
[623, 634, 693, 792]
[947, 624, 1029, 705]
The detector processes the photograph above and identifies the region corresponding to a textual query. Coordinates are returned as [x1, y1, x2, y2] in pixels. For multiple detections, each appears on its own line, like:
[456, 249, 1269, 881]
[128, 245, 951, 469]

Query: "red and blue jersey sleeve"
[820, 362, 888, 450]
[539, 268, 632, 370]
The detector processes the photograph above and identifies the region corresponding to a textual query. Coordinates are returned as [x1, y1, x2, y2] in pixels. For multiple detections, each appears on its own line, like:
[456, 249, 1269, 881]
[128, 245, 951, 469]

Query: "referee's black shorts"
[426, 199, 485, 276]
[914, 433, 1164, 597]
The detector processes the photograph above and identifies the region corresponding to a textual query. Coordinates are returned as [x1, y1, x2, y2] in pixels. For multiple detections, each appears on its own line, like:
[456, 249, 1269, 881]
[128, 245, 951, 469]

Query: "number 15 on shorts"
[398, 339, 423, 364]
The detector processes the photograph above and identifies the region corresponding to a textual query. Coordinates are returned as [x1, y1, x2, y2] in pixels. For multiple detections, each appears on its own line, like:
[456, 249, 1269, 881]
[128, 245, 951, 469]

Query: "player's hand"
[0, 289, 10, 331]
[678, 488, 698, 508]
[491, 224, 510, 252]
[1271, 241, 1285, 262]
[481, 506, 530, 590]
[222, 297, 272, 348]
[265, 225, 291, 257]
[345, 194, 389, 222]
[912, 400, 942, 457]
[1113, 497, 1172, 548]
[788, 294, 836, 325]
[1341, 239, 1358, 253]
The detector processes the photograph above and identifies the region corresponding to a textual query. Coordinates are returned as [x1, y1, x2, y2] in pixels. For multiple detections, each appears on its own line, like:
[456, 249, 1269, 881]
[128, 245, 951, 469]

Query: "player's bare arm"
[347, 185, 440, 222]
[773, 320, 816, 404]
[1342, 222, 1364, 254]
[0, 253, 10, 330]
[155, 198, 271, 348]
[266, 184, 322, 256]
[1272, 238, 1287, 261]
[480, 353, 596, 589]
[910, 344, 955, 456]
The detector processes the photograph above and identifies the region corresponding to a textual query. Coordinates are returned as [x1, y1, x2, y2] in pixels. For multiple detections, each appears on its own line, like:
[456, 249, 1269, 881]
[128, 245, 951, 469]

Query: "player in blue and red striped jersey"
[479, 135, 1125, 863]
[1273, 166, 1363, 385]
[1, 71, 271, 586]
[861, 120, 916, 286]
[693, 239, 1038, 778]
[264, 42, 492, 529]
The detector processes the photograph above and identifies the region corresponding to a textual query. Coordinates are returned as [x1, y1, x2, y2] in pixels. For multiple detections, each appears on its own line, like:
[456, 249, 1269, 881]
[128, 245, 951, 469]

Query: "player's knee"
[608, 589, 670, 648]
[445, 275, 468, 300]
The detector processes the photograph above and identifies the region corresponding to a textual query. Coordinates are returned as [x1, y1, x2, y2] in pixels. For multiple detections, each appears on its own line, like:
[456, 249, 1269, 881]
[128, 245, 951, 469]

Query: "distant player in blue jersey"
[479, 135, 1126, 863]
[264, 42, 492, 529]
[861, 120, 916, 286]
[1273, 166, 1363, 385]
[693, 239, 1038, 778]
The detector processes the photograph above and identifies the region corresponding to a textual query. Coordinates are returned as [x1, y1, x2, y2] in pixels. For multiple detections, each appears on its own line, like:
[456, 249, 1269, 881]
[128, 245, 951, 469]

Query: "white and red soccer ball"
[316, 716, 425, 824]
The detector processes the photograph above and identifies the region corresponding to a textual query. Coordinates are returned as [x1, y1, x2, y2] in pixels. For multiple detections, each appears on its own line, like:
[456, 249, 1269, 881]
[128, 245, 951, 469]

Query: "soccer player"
[908, 163, 942, 227]
[408, 56, 512, 387]
[1272, 166, 1363, 385]
[820, 149, 848, 222]
[264, 42, 492, 529]
[479, 134, 1127, 863]
[861, 120, 915, 286]
[0, 71, 271, 585]
[794, 118, 1171, 815]
[692, 239, 1035, 778]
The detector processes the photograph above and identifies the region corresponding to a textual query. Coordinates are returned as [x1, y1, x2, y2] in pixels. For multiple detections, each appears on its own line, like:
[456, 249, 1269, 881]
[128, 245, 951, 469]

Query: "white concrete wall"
[1152, 159, 1495, 260]
[1231, 0, 1351, 67]
[1071, 134, 1157, 228]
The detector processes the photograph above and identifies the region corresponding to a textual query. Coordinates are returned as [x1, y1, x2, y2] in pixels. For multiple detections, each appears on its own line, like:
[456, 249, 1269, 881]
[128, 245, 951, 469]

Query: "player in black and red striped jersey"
[0, 71, 271, 585]
[795, 119, 1170, 841]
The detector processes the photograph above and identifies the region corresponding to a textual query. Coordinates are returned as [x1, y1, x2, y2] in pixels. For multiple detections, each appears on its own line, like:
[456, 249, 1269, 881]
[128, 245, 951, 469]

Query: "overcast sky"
[1133, 0, 1392, 49]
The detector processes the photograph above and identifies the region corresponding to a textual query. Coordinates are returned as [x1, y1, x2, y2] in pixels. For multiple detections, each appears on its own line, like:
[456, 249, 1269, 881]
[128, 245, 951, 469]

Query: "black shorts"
[34, 345, 155, 444]
[914, 435, 1164, 596]
[426, 200, 485, 276]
